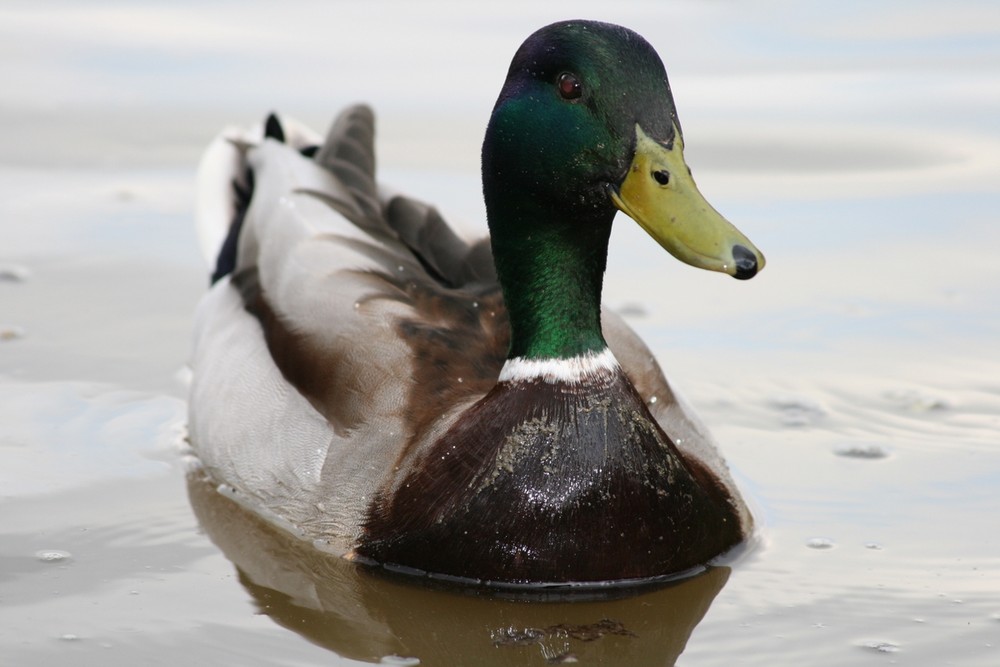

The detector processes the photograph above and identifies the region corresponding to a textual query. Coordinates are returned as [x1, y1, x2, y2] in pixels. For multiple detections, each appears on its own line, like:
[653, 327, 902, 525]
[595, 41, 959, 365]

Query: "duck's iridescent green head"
[482, 20, 764, 280]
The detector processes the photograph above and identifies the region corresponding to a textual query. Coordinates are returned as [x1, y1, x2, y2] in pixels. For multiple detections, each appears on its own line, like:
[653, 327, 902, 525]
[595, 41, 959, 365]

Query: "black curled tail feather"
[210, 112, 287, 285]
[210, 166, 253, 284]
[263, 112, 285, 142]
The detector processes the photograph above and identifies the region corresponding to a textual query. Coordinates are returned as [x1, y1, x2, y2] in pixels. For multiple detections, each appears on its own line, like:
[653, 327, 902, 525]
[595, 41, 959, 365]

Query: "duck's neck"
[488, 197, 614, 361]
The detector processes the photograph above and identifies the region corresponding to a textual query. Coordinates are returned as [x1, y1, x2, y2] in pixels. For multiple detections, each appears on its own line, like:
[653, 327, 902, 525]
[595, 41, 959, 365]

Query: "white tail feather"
[193, 116, 323, 268]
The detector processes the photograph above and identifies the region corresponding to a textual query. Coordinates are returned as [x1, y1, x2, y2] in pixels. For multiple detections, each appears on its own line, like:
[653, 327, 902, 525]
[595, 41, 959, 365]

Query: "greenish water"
[2, 1, 999, 665]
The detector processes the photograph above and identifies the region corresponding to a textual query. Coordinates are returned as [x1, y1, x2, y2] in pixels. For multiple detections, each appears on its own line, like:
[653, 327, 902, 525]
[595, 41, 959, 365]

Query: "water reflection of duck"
[188, 474, 731, 666]
[189, 20, 764, 586]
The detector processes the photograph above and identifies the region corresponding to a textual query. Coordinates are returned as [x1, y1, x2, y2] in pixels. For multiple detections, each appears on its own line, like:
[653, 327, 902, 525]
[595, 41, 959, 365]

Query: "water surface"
[2, 1, 998, 665]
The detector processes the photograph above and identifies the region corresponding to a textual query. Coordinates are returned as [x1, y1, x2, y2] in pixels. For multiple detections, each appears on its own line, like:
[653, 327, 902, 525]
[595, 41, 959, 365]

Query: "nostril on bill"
[732, 244, 758, 280]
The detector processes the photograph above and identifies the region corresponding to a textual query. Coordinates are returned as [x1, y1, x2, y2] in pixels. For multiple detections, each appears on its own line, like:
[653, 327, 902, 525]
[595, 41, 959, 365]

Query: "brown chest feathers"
[358, 369, 743, 585]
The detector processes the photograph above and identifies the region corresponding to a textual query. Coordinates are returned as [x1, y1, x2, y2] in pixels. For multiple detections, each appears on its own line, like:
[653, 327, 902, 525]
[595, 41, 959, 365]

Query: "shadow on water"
[188, 474, 730, 666]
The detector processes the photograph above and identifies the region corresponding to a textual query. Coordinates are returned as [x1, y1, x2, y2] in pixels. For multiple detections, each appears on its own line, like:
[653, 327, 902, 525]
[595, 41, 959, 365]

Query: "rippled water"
[2, 1, 998, 665]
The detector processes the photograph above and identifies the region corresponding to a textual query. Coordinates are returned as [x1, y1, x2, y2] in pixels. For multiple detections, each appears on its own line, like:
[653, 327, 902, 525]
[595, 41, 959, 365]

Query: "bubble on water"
[179, 453, 204, 473]
[884, 388, 949, 413]
[35, 550, 72, 562]
[0, 263, 30, 282]
[806, 537, 835, 550]
[174, 365, 193, 387]
[770, 394, 826, 427]
[834, 443, 890, 460]
[0, 325, 25, 341]
[863, 640, 900, 653]
[379, 656, 420, 666]
[616, 302, 648, 318]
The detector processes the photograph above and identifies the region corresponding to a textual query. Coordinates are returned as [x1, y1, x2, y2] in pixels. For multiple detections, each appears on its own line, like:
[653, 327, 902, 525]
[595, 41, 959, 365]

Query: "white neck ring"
[497, 348, 620, 385]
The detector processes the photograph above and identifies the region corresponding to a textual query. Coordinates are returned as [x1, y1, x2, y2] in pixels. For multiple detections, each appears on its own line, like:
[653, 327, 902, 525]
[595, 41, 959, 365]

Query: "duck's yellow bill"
[610, 124, 764, 280]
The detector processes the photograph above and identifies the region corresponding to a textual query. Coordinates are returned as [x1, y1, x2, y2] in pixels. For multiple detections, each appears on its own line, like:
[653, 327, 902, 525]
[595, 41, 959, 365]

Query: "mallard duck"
[189, 20, 764, 587]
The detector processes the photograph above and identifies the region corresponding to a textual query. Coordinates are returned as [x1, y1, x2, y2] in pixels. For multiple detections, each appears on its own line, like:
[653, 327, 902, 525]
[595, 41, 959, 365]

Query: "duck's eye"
[652, 170, 670, 186]
[557, 72, 582, 101]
